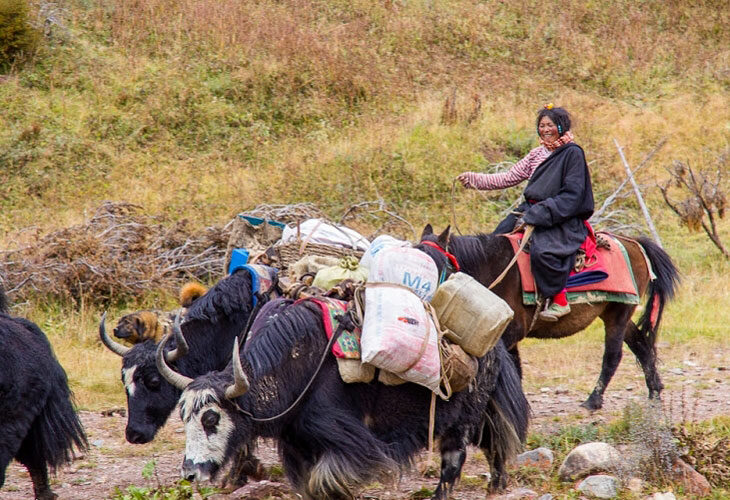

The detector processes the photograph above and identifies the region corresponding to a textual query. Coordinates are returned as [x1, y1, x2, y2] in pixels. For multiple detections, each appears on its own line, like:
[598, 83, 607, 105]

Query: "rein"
[233, 321, 345, 423]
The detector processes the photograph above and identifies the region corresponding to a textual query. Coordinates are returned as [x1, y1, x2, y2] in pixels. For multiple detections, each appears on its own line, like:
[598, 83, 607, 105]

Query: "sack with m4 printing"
[360, 247, 442, 393]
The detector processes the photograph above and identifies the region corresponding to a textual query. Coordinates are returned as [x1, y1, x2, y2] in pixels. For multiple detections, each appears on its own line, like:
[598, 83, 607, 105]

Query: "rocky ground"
[4, 347, 730, 500]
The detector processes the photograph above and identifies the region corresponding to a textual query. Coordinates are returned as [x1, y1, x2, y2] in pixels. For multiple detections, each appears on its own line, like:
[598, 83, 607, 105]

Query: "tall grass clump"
[0, 0, 39, 70]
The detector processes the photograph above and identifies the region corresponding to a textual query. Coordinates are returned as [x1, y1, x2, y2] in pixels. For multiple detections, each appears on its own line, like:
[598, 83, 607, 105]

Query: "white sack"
[366, 246, 438, 302]
[360, 246, 441, 392]
[361, 286, 441, 392]
[359, 234, 411, 271]
[279, 219, 369, 251]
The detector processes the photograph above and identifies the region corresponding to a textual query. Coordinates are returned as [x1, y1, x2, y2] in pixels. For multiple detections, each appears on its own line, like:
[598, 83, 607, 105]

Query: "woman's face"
[538, 116, 560, 142]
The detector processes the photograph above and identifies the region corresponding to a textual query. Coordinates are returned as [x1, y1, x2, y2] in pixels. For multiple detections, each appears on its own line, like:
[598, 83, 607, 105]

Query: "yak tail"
[15, 318, 89, 470]
[23, 349, 88, 471]
[479, 341, 530, 464]
[635, 237, 680, 351]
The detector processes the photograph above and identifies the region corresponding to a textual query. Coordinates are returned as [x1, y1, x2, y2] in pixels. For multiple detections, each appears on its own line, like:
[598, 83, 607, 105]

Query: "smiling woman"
[457, 105, 594, 322]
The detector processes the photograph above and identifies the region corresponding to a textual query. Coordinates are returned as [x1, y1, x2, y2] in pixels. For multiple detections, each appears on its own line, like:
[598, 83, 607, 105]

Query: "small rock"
[555, 386, 569, 394]
[576, 475, 619, 498]
[626, 476, 644, 493]
[683, 360, 698, 367]
[540, 387, 552, 393]
[537, 495, 553, 500]
[225, 480, 292, 500]
[175, 427, 184, 433]
[91, 439, 104, 448]
[558, 442, 621, 481]
[646, 493, 676, 500]
[491, 487, 538, 499]
[671, 458, 711, 496]
[513, 447, 554, 470]
[625, 386, 634, 391]
[668, 368, 684, 375]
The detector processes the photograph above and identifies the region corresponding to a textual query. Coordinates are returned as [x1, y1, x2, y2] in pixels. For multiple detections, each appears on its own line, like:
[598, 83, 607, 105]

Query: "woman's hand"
[457, 172, 474, 189]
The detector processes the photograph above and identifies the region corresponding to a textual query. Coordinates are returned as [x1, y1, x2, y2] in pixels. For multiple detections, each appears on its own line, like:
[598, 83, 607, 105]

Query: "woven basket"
[274, 240, 364, 272]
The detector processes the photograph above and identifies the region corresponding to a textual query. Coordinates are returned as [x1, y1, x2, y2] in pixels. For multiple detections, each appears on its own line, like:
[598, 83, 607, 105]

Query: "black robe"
[493, 143, 594, 297]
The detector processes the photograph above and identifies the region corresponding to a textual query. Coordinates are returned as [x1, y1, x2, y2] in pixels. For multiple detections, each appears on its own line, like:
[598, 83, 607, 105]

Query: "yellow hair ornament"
[544, 103, 554, 110]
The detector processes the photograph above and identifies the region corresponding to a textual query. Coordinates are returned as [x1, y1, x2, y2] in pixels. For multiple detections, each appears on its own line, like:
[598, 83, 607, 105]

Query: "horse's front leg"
[432, 428, 468, 500]
[582, 316, 626, 411]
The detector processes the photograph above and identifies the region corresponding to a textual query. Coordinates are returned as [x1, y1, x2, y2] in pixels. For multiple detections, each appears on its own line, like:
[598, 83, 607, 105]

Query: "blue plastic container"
[228, 248, 250, 274]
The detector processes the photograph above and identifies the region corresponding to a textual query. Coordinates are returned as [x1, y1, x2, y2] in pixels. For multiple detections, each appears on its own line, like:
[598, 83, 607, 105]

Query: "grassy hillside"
[0, 0, 729, 408]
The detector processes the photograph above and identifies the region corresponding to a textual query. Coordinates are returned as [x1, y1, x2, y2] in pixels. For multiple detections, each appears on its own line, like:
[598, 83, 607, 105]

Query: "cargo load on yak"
[225, 206, 514, 398]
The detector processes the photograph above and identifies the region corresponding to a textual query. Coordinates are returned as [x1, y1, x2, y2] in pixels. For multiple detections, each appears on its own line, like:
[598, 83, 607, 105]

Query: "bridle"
[419, 240, 460, 283]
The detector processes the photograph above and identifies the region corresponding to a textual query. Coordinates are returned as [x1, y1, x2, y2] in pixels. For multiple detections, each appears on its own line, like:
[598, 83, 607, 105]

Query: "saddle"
[504, 230, 641, 305]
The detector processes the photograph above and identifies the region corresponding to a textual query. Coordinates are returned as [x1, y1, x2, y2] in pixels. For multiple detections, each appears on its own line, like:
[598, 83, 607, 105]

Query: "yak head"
[100, 312, 190, 444]
[156, 332, 251, 483]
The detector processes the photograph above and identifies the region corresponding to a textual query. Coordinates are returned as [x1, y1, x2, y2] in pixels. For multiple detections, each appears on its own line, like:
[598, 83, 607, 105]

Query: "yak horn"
[165, 312, 190, 362]
[99, 311, 131, 357]
[224, 338, 250, 399]
[156, 332, 193, 390]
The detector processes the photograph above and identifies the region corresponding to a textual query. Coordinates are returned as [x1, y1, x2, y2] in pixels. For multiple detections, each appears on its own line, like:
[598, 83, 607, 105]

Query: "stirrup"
[539, 300, 571, 322]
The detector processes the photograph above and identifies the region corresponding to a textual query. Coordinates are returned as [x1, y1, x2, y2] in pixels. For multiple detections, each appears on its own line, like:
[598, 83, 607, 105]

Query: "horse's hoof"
[580, 399, 602, 412]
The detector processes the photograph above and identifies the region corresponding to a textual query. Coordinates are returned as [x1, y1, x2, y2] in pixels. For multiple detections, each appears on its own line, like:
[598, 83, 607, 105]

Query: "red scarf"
[539, 130, 574, 151]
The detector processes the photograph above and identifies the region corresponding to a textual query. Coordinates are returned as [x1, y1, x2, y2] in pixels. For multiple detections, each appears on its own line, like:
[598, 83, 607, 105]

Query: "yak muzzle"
[181, 458, 218, 483]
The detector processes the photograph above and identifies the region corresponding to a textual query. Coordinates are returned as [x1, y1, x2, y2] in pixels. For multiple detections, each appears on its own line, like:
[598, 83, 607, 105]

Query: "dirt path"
[4, 358, 730, 499]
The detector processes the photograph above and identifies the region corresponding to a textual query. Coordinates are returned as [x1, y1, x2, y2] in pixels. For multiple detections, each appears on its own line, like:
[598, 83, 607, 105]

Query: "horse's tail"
[636, 237, 680, 350]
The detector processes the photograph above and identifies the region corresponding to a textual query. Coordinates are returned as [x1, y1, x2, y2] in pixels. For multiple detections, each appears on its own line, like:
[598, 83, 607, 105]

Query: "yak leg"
[584, 306, 631, 411]
[623, 320, 664, 400]
[15, 435, 56, 500]
[432, 428, 468, 500]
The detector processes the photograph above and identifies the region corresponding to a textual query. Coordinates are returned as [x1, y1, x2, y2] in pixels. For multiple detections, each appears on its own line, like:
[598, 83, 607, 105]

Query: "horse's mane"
[243, 300, 324, 378]
[185, 270, 254, 324]
[441, 232, 505, 273]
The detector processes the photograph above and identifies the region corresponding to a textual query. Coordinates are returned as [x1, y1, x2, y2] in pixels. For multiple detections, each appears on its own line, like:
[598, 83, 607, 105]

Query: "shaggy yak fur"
[0, 287, 88, 500]
[113, 282, 208, 344]
[100, 270, 267, 484]
[417, 225, 680, 410]
[165, 298, 530, 500]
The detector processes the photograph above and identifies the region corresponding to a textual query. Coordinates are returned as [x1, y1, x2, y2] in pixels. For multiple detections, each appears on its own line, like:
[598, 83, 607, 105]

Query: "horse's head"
[415, 224, 460, 283]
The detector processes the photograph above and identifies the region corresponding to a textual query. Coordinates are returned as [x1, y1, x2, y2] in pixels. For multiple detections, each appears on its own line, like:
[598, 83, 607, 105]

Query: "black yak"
[0, 287, 87, 500]
[157, 297, 530, 499]
[100, 268, 277, 484]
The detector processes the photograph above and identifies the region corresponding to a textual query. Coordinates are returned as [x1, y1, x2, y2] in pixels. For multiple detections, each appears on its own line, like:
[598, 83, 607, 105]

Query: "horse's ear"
[437, 225, 451, 247]
[420, 224, 434, 240]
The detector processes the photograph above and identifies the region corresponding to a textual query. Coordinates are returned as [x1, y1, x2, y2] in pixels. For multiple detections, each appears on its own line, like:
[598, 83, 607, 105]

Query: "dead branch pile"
[0, 201, 229, 304]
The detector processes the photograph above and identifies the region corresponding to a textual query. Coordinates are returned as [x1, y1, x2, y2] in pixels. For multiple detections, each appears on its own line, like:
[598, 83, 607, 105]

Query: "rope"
[487, 224, 534, 289]
[234, 322, 345, 423]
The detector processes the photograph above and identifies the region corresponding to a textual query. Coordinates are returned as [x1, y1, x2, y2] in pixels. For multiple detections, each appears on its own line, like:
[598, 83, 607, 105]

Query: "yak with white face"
[100, 269, 273, 485]
[158, 298, 530, 500]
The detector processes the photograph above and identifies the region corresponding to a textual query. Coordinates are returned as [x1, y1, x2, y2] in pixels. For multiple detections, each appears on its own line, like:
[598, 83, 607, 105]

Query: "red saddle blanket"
[503, 232, 641, 305]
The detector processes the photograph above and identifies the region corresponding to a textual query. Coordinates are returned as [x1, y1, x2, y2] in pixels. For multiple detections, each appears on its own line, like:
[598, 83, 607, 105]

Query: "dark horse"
[417, 225, 680, 410]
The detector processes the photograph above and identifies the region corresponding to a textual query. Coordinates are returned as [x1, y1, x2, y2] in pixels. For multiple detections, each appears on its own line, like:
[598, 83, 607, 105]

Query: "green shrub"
[0, 0, 40, 70]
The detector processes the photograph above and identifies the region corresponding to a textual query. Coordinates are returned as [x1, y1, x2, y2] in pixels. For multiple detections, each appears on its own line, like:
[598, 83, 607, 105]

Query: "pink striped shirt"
[461, 146, 550, 190]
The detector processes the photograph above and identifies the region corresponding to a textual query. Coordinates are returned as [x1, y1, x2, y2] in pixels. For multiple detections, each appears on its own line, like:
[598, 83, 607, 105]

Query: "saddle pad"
[307, 298, 362, 359]
[504, 233, 641, 305]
